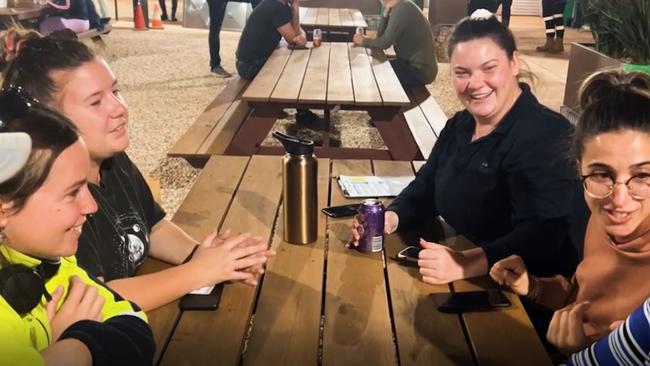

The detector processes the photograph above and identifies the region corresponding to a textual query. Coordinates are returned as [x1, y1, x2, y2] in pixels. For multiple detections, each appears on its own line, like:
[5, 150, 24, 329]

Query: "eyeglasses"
[581, 173, 650, 200]
[0, 86, 38, 130]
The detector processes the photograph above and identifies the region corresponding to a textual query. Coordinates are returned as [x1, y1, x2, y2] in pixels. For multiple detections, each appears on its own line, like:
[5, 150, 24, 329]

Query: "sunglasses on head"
[0, 86, 39, 131]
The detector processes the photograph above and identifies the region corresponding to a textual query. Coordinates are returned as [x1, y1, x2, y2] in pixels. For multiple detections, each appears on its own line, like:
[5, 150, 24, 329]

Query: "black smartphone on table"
[431, 289, 511, 313]
[394, 246, 422, 263]
[179, 283, 224, 311]
[321, 203, 361, 218]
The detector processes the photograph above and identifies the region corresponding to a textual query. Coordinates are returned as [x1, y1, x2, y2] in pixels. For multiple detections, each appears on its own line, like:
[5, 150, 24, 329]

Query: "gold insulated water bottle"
[273, 131, 318, 244]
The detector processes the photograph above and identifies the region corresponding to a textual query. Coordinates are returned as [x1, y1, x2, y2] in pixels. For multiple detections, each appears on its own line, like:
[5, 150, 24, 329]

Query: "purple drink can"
[358, 199, 384, 252]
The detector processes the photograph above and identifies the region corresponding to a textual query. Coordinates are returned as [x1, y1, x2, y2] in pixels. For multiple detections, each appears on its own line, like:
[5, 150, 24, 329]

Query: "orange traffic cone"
[150, 2, 164, 30]
[133, 1, 147, 31]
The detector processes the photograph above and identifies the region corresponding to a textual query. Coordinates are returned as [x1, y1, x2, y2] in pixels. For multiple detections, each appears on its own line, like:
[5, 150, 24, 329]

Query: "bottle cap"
[272, 131, 314, 155]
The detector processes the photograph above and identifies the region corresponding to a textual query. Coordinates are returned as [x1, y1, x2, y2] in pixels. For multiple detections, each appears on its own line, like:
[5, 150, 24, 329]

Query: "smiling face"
[0, 140, 98, 259]
[51, 57, 129, 163]
[580, 129, 650, 243]
[450, 37, 521, 125]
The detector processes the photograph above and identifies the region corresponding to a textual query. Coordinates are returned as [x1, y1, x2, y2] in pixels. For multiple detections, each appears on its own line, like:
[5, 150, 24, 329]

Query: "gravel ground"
[100, 26, 463, 216]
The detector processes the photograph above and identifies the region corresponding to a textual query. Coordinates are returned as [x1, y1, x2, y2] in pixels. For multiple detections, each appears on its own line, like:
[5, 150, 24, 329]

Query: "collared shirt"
[389, 84, 581, 276]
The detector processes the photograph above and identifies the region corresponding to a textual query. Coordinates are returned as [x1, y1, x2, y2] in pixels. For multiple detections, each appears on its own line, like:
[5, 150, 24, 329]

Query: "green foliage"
[578, 0, 650, 64]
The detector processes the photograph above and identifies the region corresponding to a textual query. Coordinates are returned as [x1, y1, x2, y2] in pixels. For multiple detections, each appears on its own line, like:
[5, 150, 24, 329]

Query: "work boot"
[536, 37, 554, 52]
[549, 38, 564, 53]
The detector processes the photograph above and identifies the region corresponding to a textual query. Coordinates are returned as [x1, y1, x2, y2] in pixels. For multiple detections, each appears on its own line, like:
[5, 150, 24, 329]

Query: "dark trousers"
[541, 0, 566, 38]
[158, 0, 177, 18]
[207, 0, 228, 69]
[236, 58, 266, 80]
[495, 0, 512, 27]
[390, 58, 424, 87]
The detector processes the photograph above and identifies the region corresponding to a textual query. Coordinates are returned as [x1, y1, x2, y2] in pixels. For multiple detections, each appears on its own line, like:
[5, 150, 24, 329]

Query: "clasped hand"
[190, 229, 275, 287]
[417, 239, 466, 284]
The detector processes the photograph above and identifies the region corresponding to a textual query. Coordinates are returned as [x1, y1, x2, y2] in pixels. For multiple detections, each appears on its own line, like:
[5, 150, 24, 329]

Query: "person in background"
[159, 0, 178, 21]
[3, 36, 274, 312]
[536, 0, 566, 53]
[235, 0, 315, 122]
[207, 0, 231, 77]
[353, 0, 437, 87]
[0, 93, 154, 365]
[351, 10, 581, 284]
[38, 0, 103, 35]
[491, 70, 650, 356]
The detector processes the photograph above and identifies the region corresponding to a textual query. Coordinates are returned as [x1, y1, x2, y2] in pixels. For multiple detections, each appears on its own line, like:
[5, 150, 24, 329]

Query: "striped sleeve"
[563, 298, 650, 366]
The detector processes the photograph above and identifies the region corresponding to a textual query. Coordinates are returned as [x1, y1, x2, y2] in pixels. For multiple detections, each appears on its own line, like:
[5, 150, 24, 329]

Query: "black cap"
[272, 131, 314, 155]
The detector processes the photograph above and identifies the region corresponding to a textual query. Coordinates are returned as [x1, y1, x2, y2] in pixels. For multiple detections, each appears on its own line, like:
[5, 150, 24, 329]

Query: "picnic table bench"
[167, 76, 251, 168]
[143, 154, 553, 366]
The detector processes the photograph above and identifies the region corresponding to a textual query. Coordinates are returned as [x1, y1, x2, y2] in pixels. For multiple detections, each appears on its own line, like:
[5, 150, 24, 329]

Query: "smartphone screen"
[431, 290, 511, 313]
[395, 246, 422, 263]
[321, 203, 361, 218]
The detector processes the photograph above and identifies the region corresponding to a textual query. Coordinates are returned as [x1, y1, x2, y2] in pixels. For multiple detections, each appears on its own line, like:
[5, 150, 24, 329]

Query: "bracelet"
[182, 244, 200, 264]
[526, 275, 541, 302]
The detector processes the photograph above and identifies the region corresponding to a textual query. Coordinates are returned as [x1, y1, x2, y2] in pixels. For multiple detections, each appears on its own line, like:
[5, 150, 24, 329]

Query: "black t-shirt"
[77, 153, 166, 281]
[235, 0, 292, 63]
[388, 84, 582, 277]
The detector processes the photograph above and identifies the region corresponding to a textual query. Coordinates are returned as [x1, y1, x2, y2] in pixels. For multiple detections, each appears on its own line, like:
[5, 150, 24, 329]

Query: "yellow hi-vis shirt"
[0, 245, 148, 366]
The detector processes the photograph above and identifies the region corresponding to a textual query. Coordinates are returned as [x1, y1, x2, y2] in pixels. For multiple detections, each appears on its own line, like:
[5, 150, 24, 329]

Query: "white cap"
[0, 132, 31, 183]
[470, 9, 495, 20]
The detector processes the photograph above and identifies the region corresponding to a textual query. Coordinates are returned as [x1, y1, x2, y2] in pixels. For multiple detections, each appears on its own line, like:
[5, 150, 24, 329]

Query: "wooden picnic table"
[225, 43, 422, 161]
[143, 155, 553, 366]
[299, 7, 368, 42]
[0, 5, 43, 21]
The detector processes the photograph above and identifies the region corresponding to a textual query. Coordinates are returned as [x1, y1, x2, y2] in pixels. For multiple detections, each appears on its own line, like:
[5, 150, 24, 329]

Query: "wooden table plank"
[145, 155, 249, 364]
[367, 50, 410, 106]
[329, 8, 341, 26]
[242, 159, 330, 366]
[450, 238, 553, 366]
[373, 161, 475, 366]
[322, 160, 396, 366]
[159, 155, 284, 366]
[349, 44, 383, 105]
[340, 9, 354, 26]
[316, 7, 329, 26]
[351, 9, 367, 27]
[302, 7, 318, 25]
[327, 43, 355, 105]
[242, 48, 292, 102]
[299, 43, 330, 104]
[270, 48, 311, 103]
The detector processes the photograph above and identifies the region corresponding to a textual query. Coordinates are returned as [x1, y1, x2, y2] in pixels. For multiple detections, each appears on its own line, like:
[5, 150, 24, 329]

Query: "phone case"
[320, 204, 361, 218]
[179, 283, 224, 311]
[431, 290, 511, 313]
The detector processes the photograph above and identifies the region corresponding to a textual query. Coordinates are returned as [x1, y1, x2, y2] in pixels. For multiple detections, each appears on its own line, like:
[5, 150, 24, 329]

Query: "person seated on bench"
[3, 35, 275, 312]
[236, 0, 319, 123]
[350, 10, 582, 284]
[353, 0, 437, 87]
[0, 101, 154, 366]
[39, 0, 104, 35]
[491, 70, 650, 358]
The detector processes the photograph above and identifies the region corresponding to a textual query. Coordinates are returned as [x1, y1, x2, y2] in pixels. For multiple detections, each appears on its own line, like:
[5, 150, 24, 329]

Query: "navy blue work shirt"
[388, 83, 581, 276]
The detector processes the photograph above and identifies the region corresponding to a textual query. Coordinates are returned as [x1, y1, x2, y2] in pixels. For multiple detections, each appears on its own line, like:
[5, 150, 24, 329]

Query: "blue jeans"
[389, 58, 424, 87]
[236, 58, 265, 80]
